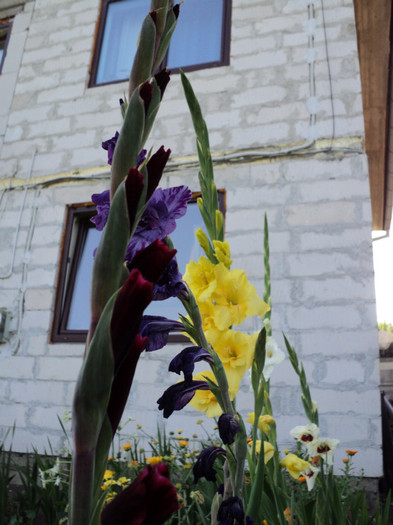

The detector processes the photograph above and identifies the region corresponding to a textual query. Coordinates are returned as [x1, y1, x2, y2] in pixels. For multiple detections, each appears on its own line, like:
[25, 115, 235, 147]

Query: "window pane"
[144, 202, 205, 320]
[96, 0, 147, 85]
[167, 0, 224, 69]
[67, 227, 101, 330]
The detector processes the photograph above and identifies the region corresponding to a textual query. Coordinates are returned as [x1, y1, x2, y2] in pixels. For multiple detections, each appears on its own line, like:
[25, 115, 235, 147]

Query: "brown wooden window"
[90, 0, 232, 87]
[51, 192, 226, 343]
[0, 21, 12, 73]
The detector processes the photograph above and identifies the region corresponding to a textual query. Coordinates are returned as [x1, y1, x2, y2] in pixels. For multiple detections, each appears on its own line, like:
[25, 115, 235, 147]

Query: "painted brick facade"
[0, 0, 382, 476]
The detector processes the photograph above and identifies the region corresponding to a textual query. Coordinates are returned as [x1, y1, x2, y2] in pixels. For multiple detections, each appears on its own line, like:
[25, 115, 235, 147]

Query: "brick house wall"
[0, 0, 382, 476]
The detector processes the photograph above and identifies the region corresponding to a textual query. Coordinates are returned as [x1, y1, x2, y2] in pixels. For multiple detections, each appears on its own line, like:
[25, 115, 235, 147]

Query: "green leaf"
[111, 86, 145, 197]
[90, 181, 131, 329]
[153, 7, 178, 71]
[128, 13, 156, 97]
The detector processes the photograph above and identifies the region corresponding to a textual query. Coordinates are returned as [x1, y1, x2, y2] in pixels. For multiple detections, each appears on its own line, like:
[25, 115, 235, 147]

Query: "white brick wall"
[0, 0, 382, 477]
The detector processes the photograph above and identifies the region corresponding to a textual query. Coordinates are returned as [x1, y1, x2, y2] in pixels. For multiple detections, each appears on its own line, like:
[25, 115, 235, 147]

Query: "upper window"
[90, 0, 231, 86]
[51, 192, 225, 343]
[0, 21, 12, 73]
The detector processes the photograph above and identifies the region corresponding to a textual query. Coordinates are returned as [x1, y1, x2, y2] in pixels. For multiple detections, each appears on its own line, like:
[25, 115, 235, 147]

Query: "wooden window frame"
[51, 191, 226, 344]
[0, 21, 12, 73]
[89, 0, 232, 88]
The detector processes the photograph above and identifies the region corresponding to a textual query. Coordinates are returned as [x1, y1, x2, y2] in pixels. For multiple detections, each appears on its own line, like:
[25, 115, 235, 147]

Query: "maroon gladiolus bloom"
[128, 239, 176, 284]
[101, 463, 179, 525]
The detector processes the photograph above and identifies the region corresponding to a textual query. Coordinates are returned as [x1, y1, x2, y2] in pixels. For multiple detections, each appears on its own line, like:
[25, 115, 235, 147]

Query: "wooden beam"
[354, 0, 392, 230]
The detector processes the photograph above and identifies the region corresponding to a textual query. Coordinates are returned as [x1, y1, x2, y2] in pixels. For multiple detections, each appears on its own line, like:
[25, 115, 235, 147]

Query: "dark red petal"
[111, 269, 153, 369]
[146, 146, 171, 201]
[129, 239, 176, 283]
[106, 334, 148, 435]
[101, 464, 179, 525]
[125, 168, 144, 231]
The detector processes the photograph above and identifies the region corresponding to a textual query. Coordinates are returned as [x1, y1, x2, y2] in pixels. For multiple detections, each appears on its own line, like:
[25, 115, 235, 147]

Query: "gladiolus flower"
[308, 437, 339, 466]
[247, 413, 275, 433]
[193, 445, 226, 483]
[218, 413, 240, 445]
[188, 371, 239, 418]
[263, 337, 285, 379]
[102, 131, 119, 165]
[213, 240, 232, 268]
[138, 315, 184, 352]
[169, 346, 213, 381]
[290, 423, 319, 444]
[217, 496, 245, 525]
[281, 453, 311, 479]
[101, 463, 179, 525]
[157, 380, 210, 418]
[248, 440, 275, 463]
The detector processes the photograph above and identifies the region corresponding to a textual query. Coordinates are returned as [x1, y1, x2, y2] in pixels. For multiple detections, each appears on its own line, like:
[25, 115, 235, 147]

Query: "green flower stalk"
[69, 2, 179, 524]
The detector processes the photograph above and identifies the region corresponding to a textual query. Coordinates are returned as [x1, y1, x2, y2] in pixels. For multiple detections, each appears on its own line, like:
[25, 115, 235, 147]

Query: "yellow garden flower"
[208, 265, 269, 330]
[248, 440, 275, 463]
[195, 228, 211, 255]
[178, 440, 189, 447]
[188, 370, 239, 417]
[213, 240, 232, 268]
[206, 328, 257, 384]
[247, 413, 275, 433]
[103, 470, 114, 480]
[183, 256, 216, 301]
[146, 456, 163, 465]
[281, 453, 310, 479]
[121, 443, 132, 451]
[117, 476, 130, 485]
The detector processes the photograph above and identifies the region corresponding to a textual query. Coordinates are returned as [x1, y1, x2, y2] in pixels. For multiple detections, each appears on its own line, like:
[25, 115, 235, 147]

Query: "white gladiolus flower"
[290, 423, 320, 444]
[308, 437, 340, 465]
[303, 464, 320, 491]
[263, 337, 285, 379]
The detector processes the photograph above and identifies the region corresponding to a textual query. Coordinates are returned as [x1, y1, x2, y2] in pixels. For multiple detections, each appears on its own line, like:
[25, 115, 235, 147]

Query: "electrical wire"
[0, 150, 37, 280]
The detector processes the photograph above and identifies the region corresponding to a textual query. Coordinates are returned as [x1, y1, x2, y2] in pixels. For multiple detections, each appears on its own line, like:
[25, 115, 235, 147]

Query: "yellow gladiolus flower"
[195, 228, 211, 255]
[213, 240, 232, 268]
[183, 257, 216, 301]
[188, 370, 239, 418]
[146, 456, 163, 465]
[281, 453, 310, 479]
[206, 328, 257, 384]
[248, 440, 275, 463]
[209, 265, 269, 330]
[247, 413, 275, 433]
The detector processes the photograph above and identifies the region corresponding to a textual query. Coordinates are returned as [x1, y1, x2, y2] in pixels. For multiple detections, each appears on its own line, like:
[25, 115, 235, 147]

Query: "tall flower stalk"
[69, 2, 181, 524]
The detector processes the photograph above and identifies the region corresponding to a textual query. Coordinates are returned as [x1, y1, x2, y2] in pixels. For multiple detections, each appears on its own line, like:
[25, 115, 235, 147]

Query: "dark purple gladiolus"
[126, 185, 192, 263]
[139, 315, 184, 352]
[157, 380, 210, 418]
[91, 190, 110, 231]
[101, 463, 179, 525]
[140, 81, 153, 113]
[217, 496, 245, 525]
[169, 346, 213, 381]
[102, 131, 119, 165]
[153, 256, 187, 301]
[193, 446, 226, 483]
[218, 414, 240, 445]
[137, 148, 147, 167]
